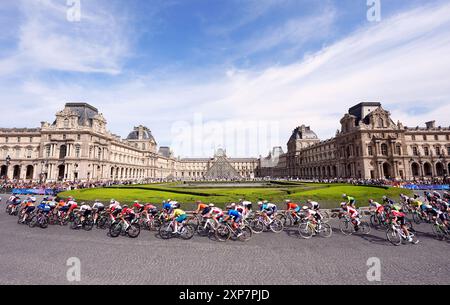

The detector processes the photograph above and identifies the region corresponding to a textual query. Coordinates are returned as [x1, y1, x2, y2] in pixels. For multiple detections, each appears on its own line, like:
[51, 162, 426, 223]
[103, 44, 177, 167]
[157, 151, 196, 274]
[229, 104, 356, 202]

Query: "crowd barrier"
[402, 184, 449, 191]
[11, 189, 57, 196]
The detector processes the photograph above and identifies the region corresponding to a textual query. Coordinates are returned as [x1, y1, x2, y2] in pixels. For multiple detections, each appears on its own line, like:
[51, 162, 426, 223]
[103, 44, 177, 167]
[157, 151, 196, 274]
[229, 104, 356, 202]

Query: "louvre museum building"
[0, 102, 449, 182]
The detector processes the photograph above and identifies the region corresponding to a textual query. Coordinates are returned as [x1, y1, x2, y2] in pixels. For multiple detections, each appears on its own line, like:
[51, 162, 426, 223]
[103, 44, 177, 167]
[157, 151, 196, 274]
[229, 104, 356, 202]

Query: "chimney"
[425, 121, 435, 129]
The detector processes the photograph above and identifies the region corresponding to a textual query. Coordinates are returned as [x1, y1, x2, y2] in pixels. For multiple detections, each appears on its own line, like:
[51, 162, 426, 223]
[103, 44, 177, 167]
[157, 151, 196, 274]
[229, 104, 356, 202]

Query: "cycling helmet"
[263, 200, 268, 204]
[340, 202, 347, 208]
[174, 202, 181, 209]
[307, 199, 311, 203]
[208, 203, 214, 207]
[382, 196, 387, 200]
[368, 199, 374, 204]
[342, 194, 347, 198]
[110, 199, 115, 204]
[230, 203, 236, 208]
[257, 201, 263, 206]
[302, 206, 309, 210]
[123, 204, 128, 209]
[285, 199, 291, 203]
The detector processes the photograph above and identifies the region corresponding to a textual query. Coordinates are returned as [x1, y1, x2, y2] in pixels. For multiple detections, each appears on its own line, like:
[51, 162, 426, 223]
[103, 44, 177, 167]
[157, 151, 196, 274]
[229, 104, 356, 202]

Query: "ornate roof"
[126, 126, 155, 142]
[289, 125, 318, 141]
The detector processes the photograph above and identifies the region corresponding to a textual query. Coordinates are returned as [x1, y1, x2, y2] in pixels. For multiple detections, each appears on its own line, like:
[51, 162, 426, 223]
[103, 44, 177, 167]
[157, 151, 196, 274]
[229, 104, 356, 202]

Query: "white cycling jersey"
[93, 202, 104, 209]
[79, 205, 92, 212]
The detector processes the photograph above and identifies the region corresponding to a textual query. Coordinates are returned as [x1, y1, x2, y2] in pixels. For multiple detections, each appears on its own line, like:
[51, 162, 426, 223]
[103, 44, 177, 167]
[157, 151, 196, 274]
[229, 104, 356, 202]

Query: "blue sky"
[1, 0, 450, 157]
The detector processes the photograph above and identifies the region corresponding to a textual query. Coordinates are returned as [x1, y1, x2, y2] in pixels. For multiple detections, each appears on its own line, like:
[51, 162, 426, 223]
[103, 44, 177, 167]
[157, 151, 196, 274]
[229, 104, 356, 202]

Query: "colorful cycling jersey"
[228, 209, 241, 218]
[122, 207, 135, 215]
[391, 210, 405, 218]
[210, 207, 223, 216]
[144, 204, 157, 211]
[343, 206, 358, 216]
[197, 203, 207, 211]
[346, 196, 355, 203]
[235, 205, 245, 214]
[109, 202, 121, 211]
[242, 201, 252, 208]
[261, 203, 277, 211]
[37, 203, 51, 212]
[57, 201, 66, 208]
[24, 201, 35, 208]
[172, 209, 185, 217]
[370, 202, 382, 209]
[163, 203, 172, 210]
[287, 202, 299, 210]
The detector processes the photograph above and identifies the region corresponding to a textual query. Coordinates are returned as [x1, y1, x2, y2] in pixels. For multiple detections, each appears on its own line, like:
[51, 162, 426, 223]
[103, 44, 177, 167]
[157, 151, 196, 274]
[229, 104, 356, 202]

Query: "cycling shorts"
[176, 214, 187, 223]
[25, 206, 35, 213]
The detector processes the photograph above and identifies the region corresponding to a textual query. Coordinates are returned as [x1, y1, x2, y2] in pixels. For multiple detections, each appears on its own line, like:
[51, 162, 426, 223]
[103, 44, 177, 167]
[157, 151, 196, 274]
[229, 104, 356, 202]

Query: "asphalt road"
[0, 196, 449, 285]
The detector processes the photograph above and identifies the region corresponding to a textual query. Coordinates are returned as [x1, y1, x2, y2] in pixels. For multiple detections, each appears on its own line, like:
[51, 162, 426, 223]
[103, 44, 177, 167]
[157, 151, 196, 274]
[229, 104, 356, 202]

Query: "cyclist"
[340, 202, 360, 231]
[285, 200, 301, 222]
[20, 200, 36, 223]
[239, 199, 253, 213]
[170, 207, 187, 234]
[259, 201, 278, 224]
[109, 199, 122, 217]
[132, 201, 145, 214]
[307, 199, 320, 211]
[222, 206, 243, 237]
[389, 208, 418, 244]
[369, 199, 385, 222]
[301, 205, 323, 228]
[120, 205, 136, 228]
[194, 201, 208, 214]
[342, 194, 356, 208]
[78, 203, 92, 227]
[92, 200, 105, 224]
[206, 204, 224, 224]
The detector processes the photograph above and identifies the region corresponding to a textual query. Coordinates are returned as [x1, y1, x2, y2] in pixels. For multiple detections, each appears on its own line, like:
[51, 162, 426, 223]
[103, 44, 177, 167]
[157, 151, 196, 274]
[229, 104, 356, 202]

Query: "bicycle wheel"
[197, 221, 211, 237]
[180, 224, 195, 240]
[186, 216, 200, 230]
[276, 214, 288, 226]
[39, 217, 49, 229]
[320, 211, 331, 224]
[215, 224, 231, 242]
[431, 223, 445, 240]
[412, 212, 422, 224]
[97, 217, 107, 229]
[28, 216, 38, 228]
[269, 219, 284, 233]
[127, 224, 141, 238]
[339, 220, 353, 236]
[158, 223, 172, 240]
[239, 226, 253, 242]
[370, 214, 380, 228]
[109, 222, 122, 238]
[71, 217, 81, 230]
[298, 222, 313, 239]
[386, 228, 402, 246]
[83, 219, 94, 231]
[358, 221, 371, 235]
[250, 219, 264, 234]
[319, 223, 333, 238]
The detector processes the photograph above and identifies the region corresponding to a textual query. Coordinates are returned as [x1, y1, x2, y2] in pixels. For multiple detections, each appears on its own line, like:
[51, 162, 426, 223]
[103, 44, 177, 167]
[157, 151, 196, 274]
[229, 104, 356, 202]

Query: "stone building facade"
[0, 103, 258, 182]
[259, 102, 450, 180]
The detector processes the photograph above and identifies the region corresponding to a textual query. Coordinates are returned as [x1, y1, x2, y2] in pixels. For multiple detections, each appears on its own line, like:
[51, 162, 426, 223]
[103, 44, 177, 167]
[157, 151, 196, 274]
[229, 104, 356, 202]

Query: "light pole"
[4, 155, 11, 181]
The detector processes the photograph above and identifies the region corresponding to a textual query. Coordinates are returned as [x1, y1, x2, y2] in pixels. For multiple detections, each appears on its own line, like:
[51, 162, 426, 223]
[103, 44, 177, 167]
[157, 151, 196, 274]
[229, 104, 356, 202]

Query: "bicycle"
[109, 217, 141, 238]
[250, 213, 284, 234]
[298, 219, 332, 239]
[28, 210, 50, 229]
[431, 218, 450, 240]
[215, 220, 252, 242]
[71, 213, 94, 231]
[339, 214, 371, 236]
[386, 222, 419, 245]
[197, 216, 220, 237]
[369, 210, 389, 229]
[159, 219, 195, 240]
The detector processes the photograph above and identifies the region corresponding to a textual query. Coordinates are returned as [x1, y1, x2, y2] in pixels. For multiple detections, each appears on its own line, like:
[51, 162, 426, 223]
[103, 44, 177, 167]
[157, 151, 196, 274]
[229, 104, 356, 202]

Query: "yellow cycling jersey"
[412, 200, 422, 207]
[172, 209, 186, 217]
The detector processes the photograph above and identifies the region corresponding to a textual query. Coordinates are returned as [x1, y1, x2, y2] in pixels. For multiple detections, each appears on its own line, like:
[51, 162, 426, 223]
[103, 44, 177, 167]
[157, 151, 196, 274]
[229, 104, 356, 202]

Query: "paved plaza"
[1, 196, 449, 285]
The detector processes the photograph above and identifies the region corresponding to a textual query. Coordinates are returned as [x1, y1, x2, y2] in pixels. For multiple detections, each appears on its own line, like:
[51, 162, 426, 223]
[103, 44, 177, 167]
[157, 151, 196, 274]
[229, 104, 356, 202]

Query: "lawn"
[58, 182, 414, 210]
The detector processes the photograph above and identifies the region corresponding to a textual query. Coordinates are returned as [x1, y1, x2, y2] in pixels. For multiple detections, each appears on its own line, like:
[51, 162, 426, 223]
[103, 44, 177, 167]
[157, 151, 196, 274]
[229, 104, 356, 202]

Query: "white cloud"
[1, 1, 450, 158]
[0, 0, 129, 76]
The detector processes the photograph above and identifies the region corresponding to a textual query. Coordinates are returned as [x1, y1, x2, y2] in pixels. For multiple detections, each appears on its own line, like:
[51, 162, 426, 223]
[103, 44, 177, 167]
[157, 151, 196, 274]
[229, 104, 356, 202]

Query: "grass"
[58, 182, 414, 210]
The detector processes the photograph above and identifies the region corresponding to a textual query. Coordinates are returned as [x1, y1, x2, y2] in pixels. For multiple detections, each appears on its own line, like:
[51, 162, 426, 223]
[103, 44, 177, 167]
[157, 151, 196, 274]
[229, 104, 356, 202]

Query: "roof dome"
[126, 126, 155, 141]
[289, 125, 318, 141]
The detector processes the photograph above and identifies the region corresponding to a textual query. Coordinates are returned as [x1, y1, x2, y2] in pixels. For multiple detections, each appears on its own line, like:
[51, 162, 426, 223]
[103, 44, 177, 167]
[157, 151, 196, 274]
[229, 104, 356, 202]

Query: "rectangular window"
[424, 147, 429, 156]
[368, 146, 373, 156]
[29, 137, 33, 143]
[5, 137, 8, 143]
[27, 149, 32, 159]
[447, 147, 450, 155]
[77, 134, 81, 141]
[412, 147, 418, 156]
[396, 146, 401, 155]
[423, 135, 427, 141]
[411, 135, 416, 141]
[75, 146, 80, 158]
[17, 137, 21, 143]
[46, 146, 51, 157]
[434, 135, 438, 141]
